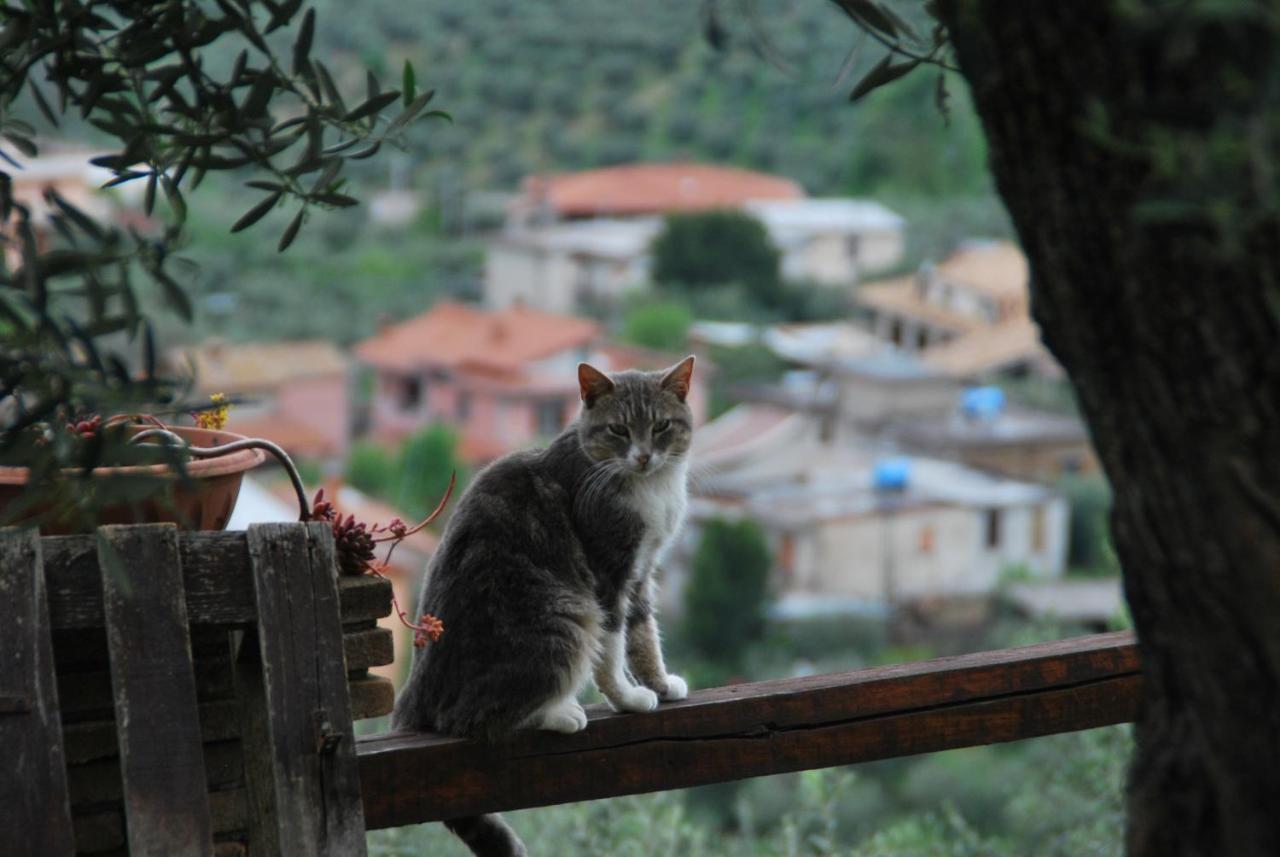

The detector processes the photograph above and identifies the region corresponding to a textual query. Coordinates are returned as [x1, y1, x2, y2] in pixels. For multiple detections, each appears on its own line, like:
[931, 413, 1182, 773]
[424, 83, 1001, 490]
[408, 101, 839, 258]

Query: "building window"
[889, 319, 904, 346]
[845, 234, 862, 265]
[985, 509, 1002, 549]
[457, 392, 472, 422]
[398, 376, 422, 411]
[535, 399, 564, 436]
[1031, 505, 1046, 553]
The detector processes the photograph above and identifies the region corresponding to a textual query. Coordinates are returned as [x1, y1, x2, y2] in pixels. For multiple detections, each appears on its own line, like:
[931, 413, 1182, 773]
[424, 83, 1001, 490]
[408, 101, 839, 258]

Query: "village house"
[167, 339, 351, 462]
[885, 386, 1099, 482]
[690, 319, 1094, 482]
[670, 405, 1070, 614]
[857, 240, 1061, 380]
[354, 301, 709, 464]
[484, 163, 905, 313]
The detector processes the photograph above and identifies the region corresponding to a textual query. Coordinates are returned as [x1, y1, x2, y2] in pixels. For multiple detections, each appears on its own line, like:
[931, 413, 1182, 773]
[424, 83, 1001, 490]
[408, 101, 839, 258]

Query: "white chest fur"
[625, 459, 689, 577]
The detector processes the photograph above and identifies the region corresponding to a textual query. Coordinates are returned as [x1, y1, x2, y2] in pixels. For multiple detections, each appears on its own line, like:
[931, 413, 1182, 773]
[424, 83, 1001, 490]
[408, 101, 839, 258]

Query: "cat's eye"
[653, 419, 671, 433]
[607, 424, 630, 437]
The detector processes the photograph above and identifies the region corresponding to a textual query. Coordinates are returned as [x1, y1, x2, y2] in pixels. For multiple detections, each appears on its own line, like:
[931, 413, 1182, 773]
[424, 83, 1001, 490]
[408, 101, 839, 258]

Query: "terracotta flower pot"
[0, 425, 266, 534]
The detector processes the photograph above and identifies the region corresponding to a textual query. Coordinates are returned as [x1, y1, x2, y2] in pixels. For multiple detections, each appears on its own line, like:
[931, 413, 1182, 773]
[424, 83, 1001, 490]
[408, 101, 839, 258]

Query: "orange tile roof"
[524, 163, 805, 218]
[935, 240, 1028, 303]
[354, 301, 600, 374]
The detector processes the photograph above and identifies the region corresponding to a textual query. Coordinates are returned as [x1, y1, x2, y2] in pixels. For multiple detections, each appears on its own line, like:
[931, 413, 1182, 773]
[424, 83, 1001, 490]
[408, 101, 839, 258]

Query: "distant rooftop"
[744, 198, 904, 234]
[826, 349, 950, 382]
[892, 402, 1087, 449]
[939, 239, 1028, 302]
[692, 408, 1054, 524]
[355, 301, 599, 376]
[522, 162, 805, 218]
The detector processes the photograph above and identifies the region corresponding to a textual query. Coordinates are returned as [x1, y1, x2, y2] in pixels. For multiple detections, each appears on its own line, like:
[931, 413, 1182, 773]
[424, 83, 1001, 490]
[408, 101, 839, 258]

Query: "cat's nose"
[636, 452, 652, 468]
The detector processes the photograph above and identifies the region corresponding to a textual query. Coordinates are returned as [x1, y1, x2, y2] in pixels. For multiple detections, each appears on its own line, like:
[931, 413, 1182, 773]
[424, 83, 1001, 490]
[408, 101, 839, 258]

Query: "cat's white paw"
[538, 700, 588, 734]
[659, 673, 688, 701]
[613, 685, 659, 713]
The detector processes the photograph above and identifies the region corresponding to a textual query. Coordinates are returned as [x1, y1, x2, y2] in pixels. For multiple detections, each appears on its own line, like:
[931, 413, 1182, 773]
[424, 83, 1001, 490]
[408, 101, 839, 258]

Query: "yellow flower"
[195, 393, 230, 430]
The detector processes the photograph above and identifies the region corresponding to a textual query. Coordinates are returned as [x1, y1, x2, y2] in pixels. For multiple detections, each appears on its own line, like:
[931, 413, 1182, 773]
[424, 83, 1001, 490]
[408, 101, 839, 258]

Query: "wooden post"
[0, 528, 75, 857]
[98, 524, 213, 857]
[238, 523, 366, 857]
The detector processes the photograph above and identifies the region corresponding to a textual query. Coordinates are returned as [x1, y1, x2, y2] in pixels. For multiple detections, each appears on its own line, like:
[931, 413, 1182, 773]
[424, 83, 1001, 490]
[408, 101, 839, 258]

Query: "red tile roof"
[355, 301, 600, 374]
[523, 163, 805, 218]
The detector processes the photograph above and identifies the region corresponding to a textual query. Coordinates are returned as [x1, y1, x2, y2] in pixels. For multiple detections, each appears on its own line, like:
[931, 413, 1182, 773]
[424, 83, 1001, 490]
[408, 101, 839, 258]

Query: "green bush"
[1057, 474, 1116, 575]
[346, 442, 399, 497]
[651, 211, 783, 309]
[683, 518, 772, 667]
[620, 301, 694, 351]
[397, 425, 466, 519]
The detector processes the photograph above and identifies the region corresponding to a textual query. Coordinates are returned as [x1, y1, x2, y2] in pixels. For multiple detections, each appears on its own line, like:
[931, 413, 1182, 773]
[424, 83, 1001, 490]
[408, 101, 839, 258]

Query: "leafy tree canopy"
[651, 210, 782, 308]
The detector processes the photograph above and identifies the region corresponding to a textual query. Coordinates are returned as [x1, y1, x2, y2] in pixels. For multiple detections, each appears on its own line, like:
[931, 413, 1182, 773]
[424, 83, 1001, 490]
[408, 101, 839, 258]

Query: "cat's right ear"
[578, 363, 615, 407]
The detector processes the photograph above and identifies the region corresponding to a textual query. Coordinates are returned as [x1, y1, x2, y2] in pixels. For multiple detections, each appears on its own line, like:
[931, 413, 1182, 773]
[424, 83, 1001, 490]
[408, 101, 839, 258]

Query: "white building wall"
[857, 229, 905, 274]
[484, 243, 578, 313]
[796, 499, 1067, 603]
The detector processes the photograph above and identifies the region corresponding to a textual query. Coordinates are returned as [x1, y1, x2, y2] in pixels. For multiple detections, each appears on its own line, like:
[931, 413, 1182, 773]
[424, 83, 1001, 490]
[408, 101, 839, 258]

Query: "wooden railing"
[4, 524, 1141, 856]
[358, 631, 1140, 830]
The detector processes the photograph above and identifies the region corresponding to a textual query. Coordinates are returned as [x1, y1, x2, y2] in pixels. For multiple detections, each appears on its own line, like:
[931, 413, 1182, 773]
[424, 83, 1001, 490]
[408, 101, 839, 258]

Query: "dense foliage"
[652, 210, 783, 306]
[346, 424, 467, 520]
[0, 0, 441, 523]
[683, 517, 772, 669]
[299, 0, 988, 196]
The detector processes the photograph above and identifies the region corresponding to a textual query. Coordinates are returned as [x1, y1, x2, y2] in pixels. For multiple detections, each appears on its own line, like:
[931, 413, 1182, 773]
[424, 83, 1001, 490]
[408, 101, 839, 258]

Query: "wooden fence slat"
[41, 531, 393, 629]
[98, 524, 213, 857]
[238, 523, 366, 857]
[358, 631, 1142, 829]
[0, 528, 76, 857]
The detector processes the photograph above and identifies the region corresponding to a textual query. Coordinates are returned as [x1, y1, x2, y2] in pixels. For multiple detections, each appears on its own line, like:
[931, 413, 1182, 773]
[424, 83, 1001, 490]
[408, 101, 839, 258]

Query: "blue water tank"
[961, 386, 1005, 419]
[873, 457, 911, 491]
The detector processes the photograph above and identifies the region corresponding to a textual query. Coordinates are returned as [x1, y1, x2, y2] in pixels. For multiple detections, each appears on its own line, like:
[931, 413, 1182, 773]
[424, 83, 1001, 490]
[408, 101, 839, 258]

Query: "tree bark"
[934, 3, 1280, 854]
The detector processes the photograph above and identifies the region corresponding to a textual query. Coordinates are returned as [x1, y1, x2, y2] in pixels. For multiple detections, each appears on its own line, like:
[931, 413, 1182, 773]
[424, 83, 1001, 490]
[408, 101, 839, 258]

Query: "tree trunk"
[935, 3, 1280, 854]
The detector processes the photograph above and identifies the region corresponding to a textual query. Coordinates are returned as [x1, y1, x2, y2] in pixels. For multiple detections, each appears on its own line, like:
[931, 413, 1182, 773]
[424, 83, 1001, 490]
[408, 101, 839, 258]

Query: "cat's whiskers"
[574, 458, 627, 515]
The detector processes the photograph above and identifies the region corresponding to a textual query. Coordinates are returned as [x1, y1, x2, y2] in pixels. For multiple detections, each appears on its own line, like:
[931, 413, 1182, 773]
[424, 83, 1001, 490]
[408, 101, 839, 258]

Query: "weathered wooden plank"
[98, 524, 213, 857]
[358, 631, 1142, 829]
[72, 787, 250, 853]
[0, 528, 76, 857]
[42, 530, 393, 629]
[238, 523, 367, 857]
[63, 698, 244, 765]
[68, 740, 244, 806]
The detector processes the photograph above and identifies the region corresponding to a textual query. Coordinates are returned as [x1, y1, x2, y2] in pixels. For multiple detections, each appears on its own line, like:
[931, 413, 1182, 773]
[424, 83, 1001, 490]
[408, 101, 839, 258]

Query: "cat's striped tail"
[443, 814, 527, 857]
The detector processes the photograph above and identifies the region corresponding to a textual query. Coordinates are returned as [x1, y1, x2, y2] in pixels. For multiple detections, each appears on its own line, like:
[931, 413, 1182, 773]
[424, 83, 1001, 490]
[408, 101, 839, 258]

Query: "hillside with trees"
[305, 0, 991, 196]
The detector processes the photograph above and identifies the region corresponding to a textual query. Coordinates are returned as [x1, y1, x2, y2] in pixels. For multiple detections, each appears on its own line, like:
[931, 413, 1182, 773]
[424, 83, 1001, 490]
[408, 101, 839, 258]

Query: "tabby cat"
[392, 356, 697, 857]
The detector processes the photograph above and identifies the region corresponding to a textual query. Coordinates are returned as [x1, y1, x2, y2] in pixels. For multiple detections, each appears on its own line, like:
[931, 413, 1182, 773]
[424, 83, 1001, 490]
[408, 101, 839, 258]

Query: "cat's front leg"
[625, 578, 688, 701]
[594, 606, 659, 713]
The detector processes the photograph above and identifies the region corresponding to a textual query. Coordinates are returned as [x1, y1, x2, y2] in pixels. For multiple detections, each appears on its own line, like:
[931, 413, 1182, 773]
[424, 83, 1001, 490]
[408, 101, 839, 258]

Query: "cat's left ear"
[660, 355, 696, 402]
[578, 363, 615, 407]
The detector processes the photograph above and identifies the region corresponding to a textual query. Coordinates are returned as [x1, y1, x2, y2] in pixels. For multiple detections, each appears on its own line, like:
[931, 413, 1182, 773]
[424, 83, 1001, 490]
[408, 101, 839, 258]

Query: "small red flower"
[414, 614, 445, 648]
[66, 414, 103, 438]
